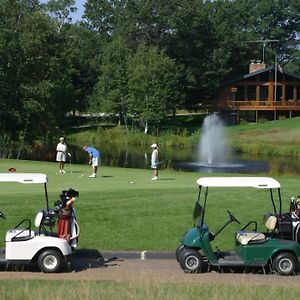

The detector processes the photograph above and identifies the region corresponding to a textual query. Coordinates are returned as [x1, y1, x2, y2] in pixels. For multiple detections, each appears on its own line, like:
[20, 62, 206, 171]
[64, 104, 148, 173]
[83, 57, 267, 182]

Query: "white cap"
[59, 137, 64, 141]
[150, 143, 158, 148]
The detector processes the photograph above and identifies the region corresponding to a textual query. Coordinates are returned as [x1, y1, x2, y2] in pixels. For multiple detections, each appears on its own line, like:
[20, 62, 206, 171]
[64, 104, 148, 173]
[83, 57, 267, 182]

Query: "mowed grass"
[0, 280, 300, 300]
[0, 159, 299, 251]
[0, 159, 300, 299]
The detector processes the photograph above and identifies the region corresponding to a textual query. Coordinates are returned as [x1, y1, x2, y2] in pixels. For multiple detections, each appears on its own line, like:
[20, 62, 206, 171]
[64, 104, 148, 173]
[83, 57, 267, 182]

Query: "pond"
[4, 142, 300, 175]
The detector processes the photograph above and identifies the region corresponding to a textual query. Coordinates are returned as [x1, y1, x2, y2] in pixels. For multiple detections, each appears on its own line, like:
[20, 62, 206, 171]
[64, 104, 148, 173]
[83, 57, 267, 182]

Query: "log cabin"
[218, 61, 300, 124]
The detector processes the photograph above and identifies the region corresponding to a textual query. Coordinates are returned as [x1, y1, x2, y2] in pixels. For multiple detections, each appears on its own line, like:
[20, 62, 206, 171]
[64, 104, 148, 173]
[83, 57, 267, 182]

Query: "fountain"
[198, 114, 227, 165]
[174, 114, 269, 173]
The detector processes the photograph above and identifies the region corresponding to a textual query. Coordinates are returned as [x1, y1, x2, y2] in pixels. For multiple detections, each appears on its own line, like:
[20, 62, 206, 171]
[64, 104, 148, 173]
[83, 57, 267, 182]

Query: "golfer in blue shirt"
[83, 146, 101, 178]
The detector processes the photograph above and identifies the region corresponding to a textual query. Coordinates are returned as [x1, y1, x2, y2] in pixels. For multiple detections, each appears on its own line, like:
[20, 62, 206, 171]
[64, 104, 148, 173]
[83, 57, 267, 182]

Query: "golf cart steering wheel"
[227, 210, 240, 224]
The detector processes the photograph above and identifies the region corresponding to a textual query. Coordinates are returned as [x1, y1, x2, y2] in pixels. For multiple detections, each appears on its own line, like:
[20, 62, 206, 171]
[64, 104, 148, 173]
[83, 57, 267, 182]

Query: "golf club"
[154, 159, 168, 167]
[68, 152, 73, 173]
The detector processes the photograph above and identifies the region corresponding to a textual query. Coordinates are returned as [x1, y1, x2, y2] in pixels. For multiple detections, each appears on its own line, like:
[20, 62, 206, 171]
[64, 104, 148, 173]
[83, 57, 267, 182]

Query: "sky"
[71, 0, 86, 21]
[40, 0, 86, 22]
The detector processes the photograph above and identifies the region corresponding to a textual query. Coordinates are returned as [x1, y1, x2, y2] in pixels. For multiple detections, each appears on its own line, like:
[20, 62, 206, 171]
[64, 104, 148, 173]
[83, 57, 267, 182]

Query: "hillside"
[228, 117, 300, 157]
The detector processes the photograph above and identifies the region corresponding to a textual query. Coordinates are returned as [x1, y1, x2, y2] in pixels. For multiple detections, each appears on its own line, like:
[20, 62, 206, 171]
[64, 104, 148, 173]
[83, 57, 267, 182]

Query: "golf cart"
[176, 177, 300, 275]
[0, 173, 79, 273]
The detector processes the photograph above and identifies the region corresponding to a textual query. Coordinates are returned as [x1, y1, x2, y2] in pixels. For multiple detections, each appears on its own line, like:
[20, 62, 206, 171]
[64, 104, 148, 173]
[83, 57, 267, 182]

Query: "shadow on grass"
[0, 249, 121, 273]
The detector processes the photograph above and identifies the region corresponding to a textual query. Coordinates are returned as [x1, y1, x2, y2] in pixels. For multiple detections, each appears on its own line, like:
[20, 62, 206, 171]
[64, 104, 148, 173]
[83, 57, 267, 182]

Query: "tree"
[42, 0, 77, 30]
[90, 36, 131, 131]
[0, 0, 59, 147]
[127, 45, 184, 133]
[60, 23, 103, 116]
[0, 0, 80, 149]
[225, 0, 300, 68]
[82, 0, 116, 39]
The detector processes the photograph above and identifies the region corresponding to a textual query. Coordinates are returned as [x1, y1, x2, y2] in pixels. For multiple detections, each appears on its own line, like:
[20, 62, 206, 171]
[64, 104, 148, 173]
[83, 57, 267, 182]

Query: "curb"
[102, 251, 175, 260]
[72, 249, 175, 260]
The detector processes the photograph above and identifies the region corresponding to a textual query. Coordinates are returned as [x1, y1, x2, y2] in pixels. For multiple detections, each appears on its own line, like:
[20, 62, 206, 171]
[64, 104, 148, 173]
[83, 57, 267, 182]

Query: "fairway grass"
[0, 159, 299, 251]
[0, 159, 300, 299]
[0, 280, 299, 300]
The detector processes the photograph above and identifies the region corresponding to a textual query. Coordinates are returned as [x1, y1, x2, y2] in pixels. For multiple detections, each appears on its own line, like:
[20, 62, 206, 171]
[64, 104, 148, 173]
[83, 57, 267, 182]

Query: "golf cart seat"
[264, 214, 277, 231]
[236, 231, 266, 245]
[235, 214, 277, 245]
[34, 210, 57, 236]
[5, 219, 35, 242]
[5, 229, 35, 242]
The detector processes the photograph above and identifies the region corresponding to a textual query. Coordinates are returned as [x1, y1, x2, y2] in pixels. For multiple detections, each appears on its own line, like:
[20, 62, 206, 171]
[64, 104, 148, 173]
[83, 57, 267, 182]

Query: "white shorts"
[92, 157, 99, 167]
[151, 161, 157, 169]
[56, 152, 66, 162]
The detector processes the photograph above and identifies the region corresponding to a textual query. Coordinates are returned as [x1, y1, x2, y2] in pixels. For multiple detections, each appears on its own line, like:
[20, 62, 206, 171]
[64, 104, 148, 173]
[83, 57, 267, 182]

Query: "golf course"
[1, 158, 299, 251]
[1, 0, 300, 297]
[0, 158, 300, 299]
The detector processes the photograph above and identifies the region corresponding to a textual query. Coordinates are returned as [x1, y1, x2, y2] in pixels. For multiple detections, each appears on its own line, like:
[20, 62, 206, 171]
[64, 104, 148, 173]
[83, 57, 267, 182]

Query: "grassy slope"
[228, 117, 300, 156]
[0, 159, 298, 251]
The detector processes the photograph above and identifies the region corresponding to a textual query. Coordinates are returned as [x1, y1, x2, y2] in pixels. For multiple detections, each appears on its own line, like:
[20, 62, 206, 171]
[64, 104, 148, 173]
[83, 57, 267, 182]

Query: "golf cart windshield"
[195, 177, 282, 227]
[0, 173, 47, 184]
[0, 173, 50, 211]
[196, 177, 280, 189]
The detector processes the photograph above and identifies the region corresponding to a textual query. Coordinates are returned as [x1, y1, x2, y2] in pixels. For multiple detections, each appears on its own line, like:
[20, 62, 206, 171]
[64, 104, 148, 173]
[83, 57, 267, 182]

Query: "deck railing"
[219, 100, 300, 108]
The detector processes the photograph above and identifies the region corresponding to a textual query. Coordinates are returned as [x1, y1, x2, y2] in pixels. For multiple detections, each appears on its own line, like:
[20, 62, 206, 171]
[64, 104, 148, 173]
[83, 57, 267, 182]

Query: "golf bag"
[55, 188, 80, 247]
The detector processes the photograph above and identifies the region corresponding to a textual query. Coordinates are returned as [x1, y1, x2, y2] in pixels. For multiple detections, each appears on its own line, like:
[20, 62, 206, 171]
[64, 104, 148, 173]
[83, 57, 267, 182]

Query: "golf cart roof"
[0, 173, 48, 184]
[196, 177, 280, 189]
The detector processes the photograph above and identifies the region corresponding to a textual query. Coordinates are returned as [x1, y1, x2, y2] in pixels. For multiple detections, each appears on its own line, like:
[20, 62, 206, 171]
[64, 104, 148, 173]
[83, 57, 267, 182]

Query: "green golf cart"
[176, 177, 300, 275]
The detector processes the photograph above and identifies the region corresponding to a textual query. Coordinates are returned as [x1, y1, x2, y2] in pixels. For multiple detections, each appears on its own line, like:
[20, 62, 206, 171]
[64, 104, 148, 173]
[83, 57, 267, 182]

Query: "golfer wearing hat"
[150, 143, 159, 180]
[56, 137, 67, 173]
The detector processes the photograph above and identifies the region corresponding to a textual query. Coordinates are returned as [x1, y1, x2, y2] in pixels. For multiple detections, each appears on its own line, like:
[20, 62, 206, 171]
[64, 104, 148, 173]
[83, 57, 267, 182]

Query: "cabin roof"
[221, 66, 300, 87]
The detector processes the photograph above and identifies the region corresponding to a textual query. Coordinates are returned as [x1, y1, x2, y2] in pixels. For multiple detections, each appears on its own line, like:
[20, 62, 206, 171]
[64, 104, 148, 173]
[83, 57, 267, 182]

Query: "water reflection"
[4, 143, 300, 175]
[175, 158, 269, 174]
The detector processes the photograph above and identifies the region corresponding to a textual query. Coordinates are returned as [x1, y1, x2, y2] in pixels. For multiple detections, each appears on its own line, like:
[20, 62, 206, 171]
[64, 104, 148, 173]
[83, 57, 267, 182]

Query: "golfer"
[83, 146, 101, 178]
[56, 137, 67, 174]
[150, 143, 159, 180]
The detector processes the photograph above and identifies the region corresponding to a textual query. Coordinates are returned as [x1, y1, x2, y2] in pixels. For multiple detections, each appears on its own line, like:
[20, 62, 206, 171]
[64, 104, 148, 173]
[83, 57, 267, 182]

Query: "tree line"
[0, 0, 299, 148]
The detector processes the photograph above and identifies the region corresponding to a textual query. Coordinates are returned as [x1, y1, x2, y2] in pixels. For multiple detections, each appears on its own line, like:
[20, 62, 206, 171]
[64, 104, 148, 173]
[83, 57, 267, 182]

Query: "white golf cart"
[0, 173, 79, 273]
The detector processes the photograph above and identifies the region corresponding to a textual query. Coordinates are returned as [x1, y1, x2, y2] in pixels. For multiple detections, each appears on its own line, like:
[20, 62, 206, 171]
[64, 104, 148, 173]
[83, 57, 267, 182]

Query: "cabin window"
[260, 86, 268, 101]
[274, 86, 282, 101]
[286, 85, 294, 101]
[236, 86, 245, 100]
[247, 86, 256, 100]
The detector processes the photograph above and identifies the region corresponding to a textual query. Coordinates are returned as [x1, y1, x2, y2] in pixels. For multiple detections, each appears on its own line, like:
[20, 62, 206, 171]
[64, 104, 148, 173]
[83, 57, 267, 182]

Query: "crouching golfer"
[83, 146, 101, 178]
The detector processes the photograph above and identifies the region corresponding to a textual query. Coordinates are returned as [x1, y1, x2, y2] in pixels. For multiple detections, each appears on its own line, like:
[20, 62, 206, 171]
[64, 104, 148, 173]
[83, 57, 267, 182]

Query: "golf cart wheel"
[179, 249, 205, 273]
[175, 244, 185, 262]
[272, 253, 298, 275]
[37, 249, 63, 273]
